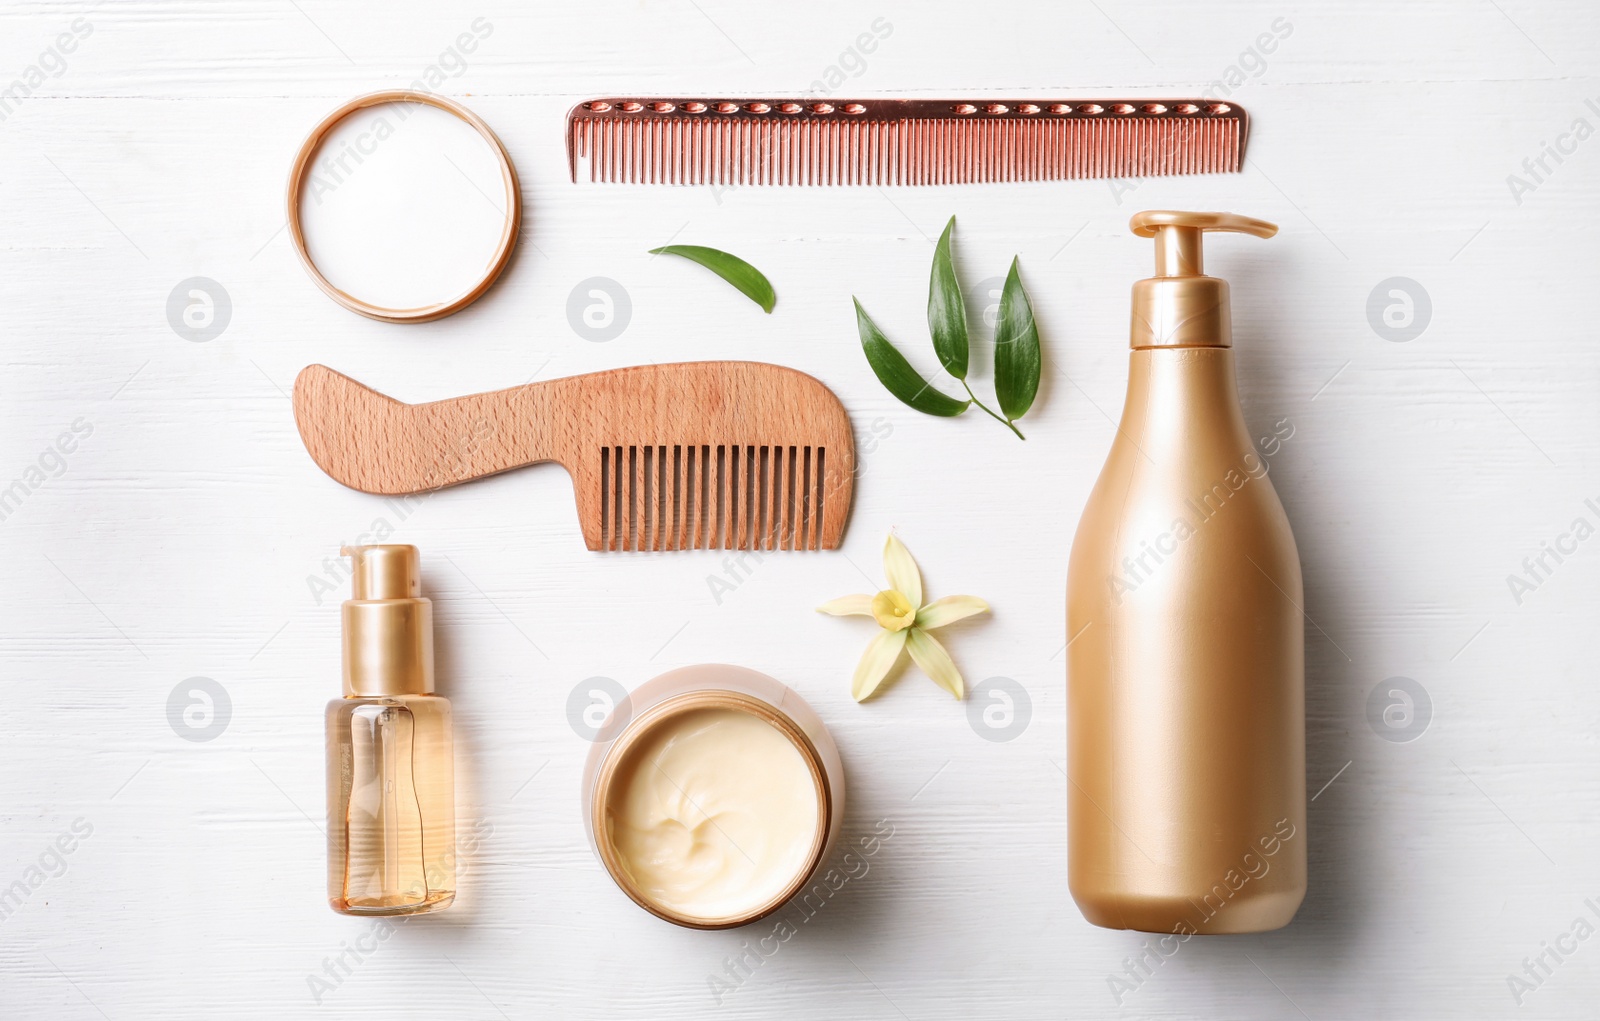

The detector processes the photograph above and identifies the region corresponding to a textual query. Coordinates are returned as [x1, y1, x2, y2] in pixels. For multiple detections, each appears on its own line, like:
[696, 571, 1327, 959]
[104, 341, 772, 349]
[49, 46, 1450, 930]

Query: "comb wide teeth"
[567, 98, 1245, 185]
[598, 443, 831, 552]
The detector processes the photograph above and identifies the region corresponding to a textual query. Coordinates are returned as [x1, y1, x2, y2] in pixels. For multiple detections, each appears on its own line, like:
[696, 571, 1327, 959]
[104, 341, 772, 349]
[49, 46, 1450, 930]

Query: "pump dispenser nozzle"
[345, 544, 421, 600]
[1127, 210, 1276, 349]
[341, 544, 434, 697]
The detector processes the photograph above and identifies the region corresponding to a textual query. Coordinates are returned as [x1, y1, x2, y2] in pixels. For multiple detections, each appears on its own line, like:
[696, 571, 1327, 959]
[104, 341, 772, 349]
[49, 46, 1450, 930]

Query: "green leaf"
[927, 216, 968, 379]
[993, 257, 1041, 422]
[854, 299, 970, 417]
[649, 244, 776, 313]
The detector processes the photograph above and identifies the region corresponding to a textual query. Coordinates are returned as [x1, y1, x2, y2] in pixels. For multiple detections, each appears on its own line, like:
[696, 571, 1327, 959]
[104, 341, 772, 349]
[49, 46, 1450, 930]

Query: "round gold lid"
[286, 90, 522, 324]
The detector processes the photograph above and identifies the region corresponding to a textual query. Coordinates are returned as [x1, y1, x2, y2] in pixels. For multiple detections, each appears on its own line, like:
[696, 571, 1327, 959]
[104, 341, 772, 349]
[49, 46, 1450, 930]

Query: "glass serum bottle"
[327, 545, 456, 915]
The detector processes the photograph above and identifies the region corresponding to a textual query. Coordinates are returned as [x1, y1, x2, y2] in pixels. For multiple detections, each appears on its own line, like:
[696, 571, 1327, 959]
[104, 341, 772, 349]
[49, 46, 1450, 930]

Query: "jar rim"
[590, 689, 833, 930]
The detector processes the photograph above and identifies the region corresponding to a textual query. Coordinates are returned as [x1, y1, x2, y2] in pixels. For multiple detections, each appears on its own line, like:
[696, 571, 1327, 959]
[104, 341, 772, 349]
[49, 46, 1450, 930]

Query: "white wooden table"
[3, 2, 1597, 1017]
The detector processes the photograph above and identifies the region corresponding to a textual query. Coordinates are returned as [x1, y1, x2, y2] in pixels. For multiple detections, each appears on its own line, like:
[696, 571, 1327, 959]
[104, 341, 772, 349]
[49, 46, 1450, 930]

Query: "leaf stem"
[960, 380, 1026, 440]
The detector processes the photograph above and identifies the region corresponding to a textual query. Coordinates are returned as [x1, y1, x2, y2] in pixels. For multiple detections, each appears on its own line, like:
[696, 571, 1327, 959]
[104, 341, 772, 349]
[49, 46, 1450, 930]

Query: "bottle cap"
[341, 544, 434, 697]
[1127, 210, 1276, 349]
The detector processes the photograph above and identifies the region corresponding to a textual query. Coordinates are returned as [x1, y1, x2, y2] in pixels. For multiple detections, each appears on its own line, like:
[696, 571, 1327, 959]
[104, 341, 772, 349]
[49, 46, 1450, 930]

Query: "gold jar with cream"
[582, 665, 845, 929]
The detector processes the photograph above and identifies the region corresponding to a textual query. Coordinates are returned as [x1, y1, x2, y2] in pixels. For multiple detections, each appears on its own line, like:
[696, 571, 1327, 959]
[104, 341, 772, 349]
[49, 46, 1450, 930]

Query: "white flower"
[817, 533, 989, 701]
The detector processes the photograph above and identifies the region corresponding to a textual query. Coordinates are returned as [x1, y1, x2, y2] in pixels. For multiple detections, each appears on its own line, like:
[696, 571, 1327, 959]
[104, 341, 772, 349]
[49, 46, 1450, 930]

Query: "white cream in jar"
[584, 667, 844, 929]
[607, 707, 820, 921]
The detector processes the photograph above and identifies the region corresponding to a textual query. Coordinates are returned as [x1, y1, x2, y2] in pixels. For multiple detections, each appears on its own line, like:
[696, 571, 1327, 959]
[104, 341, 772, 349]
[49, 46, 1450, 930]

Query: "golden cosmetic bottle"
[1067, 211, 1306, 934]
[326, 545, 456, 915]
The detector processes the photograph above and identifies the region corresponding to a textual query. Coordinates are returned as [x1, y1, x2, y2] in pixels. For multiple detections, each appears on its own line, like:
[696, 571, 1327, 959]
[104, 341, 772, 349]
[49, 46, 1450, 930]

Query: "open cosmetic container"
[582, 665, 845, 929]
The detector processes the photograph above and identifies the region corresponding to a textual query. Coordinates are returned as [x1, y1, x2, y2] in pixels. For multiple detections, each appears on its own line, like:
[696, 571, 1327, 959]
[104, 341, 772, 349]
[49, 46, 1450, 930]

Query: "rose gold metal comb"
[567, 98, 1247, 185]
[293, 362, 855, 552]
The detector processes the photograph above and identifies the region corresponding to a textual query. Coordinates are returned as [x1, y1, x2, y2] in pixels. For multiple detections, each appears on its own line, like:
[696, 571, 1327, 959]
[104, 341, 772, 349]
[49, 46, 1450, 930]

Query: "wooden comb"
[567, 98, 1247, 185]
[293, 362, 856, 552]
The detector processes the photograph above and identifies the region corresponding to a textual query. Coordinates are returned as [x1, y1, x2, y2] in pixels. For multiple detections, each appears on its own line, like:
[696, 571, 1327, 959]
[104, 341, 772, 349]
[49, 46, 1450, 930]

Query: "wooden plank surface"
[1, 1, 1597, 1017]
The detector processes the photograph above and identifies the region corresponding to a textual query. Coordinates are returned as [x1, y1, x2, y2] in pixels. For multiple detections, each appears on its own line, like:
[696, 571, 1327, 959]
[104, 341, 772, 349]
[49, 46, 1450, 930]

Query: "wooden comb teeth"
[567, 98, 1247, 185]
[599, 443, 830, 552]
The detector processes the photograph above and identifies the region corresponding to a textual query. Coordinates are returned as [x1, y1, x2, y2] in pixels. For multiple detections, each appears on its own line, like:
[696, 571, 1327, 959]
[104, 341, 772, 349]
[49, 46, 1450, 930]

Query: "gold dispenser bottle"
[1067, 212, 1306, 934]
[326, 545, 456, 915]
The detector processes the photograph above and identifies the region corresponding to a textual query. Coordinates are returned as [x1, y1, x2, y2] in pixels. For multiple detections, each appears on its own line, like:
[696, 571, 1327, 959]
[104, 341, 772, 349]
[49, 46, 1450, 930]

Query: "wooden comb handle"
[292, 364, 582, 495]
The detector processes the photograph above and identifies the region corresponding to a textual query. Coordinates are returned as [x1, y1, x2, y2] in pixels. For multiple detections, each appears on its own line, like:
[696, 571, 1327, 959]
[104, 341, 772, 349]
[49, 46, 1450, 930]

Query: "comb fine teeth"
[567, 98, 1246, 185]
[598, 443, 830, 552]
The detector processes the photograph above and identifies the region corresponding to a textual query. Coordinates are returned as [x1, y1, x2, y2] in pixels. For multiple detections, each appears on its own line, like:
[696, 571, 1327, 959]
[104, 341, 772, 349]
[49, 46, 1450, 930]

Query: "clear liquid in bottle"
[326, 545, 456, 916]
